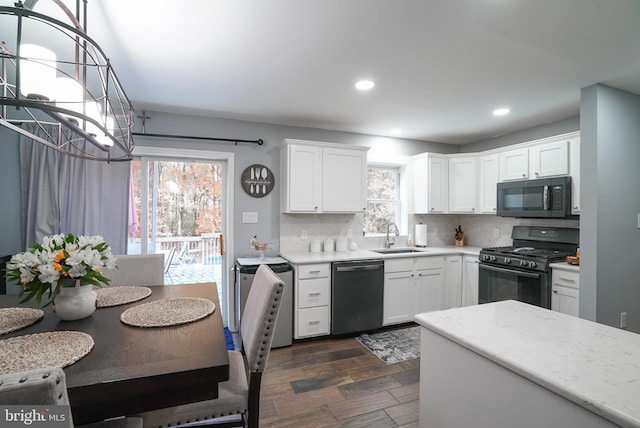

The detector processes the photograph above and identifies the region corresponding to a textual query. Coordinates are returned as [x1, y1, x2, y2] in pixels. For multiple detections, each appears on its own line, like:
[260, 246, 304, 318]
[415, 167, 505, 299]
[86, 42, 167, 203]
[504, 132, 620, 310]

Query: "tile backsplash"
[279, 213, 579, 253]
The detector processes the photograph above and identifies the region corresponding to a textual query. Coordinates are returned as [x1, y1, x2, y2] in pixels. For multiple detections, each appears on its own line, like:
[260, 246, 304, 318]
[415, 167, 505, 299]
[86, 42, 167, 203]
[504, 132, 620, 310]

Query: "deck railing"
[131, 234, 222, 264]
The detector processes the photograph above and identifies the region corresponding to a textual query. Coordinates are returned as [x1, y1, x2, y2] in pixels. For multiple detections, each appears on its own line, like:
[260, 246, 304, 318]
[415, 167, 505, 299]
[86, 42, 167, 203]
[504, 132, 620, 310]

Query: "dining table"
[0, 282, 230, 425]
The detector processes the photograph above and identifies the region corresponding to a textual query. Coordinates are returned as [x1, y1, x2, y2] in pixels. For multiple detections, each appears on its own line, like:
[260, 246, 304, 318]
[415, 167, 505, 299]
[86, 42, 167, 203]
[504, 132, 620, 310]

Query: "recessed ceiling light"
[390, 129, 402, 136]
[355, 80, 375, 90]
[493, 107, 510, 116]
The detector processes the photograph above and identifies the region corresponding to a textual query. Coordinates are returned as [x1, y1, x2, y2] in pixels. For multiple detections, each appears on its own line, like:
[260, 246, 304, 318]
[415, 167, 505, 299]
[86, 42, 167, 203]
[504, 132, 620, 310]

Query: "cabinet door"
[415, 269, 444, 314]
[287, 145, 322, 212]
[462, 256, 479, 306]
[532, 140, 569, 178]
[448, 157, 477, 213]
[383, 271, 415, 325]
[569, 137, 580, 214]
[551, 285, 579, 317]
[499, 148, 529, 181]
[412, 155, 429, 213]
[428, 156, 447, 213]
[444, 256, 462, 309]
[478, 154, 498, 214]
[322, 147, 367, 212]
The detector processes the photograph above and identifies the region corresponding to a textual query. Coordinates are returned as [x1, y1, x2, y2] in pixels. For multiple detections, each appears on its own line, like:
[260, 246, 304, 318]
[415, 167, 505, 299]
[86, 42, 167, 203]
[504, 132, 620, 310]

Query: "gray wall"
[0, 128, 22, 257]
[461, 116, 580, 153]
[580, 84, 640, 332]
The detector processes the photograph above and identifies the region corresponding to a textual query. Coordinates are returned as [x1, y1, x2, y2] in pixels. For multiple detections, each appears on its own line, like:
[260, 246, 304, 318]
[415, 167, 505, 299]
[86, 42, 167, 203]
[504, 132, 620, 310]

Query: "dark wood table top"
[0, 283, 230, 425]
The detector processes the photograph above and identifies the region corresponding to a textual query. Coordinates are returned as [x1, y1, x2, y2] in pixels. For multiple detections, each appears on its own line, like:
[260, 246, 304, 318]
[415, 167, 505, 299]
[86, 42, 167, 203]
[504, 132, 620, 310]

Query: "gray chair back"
[240, 264, 284, 374]
[105, 254, 164, 286]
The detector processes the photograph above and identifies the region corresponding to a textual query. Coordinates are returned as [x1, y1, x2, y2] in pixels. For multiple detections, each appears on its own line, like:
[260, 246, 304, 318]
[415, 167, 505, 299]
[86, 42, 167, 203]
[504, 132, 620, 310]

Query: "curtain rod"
[132, 132, 264, 146]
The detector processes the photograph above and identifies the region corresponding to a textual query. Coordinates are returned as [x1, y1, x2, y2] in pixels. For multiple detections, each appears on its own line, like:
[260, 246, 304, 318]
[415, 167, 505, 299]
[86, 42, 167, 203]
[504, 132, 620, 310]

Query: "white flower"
[68, 264, 88, 278]
[104, 253, 117, 269]
[18, 267, 35, 284]
[37, 263, 60, 286]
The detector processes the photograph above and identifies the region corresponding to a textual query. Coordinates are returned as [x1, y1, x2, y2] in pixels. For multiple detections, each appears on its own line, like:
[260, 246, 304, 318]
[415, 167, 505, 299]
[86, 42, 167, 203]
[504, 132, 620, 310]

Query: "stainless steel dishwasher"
[331, 259, 384, 335]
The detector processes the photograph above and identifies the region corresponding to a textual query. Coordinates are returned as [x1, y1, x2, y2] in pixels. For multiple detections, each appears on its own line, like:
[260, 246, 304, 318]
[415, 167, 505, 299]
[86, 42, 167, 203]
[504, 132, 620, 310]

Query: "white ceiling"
[12, 0, 640, 144]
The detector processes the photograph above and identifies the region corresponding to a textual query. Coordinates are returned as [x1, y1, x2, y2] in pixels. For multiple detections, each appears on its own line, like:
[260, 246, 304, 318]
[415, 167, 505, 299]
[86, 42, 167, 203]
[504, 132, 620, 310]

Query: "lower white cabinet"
[551, 267, 580, 317]
[444, 256, 462, 309]
[384, 256, 444, 325]
[462, 255, 479, 306]
[294, 263, 331, 338]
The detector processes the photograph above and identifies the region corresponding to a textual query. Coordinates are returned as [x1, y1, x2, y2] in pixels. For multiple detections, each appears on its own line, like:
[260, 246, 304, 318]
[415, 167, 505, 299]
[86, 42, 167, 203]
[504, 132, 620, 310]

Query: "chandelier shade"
[0, 1, 135, 161]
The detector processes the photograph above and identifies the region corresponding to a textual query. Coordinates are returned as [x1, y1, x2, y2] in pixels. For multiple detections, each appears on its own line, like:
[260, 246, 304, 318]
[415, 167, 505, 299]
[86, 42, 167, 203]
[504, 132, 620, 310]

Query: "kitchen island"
[415, 300, 640, 428]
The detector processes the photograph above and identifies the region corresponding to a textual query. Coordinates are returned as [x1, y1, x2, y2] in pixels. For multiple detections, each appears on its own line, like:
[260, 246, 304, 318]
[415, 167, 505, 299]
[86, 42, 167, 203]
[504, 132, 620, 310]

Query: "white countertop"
[415, 301, 640, 428]
[550, 261, 580, 272]
[280, 245, 482, 264]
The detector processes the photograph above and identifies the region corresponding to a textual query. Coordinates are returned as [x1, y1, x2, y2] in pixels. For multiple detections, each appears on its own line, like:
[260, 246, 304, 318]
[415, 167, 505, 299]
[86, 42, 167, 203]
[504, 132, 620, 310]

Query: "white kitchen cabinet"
[478, 154, 498, 214]
[294, 263, 331, 338]
[499, 147, 529, 181]
[462, 255, 479, 306]
[531, 140, 569, 178]
[448, 157, 477, 213]
[412, 153, 448, 213]
[383, 256, 444, 325]
[281, 139, 368, 213]
[569, 137, 580, 214]
[551, 267, 579, 317]
[444, 255, 462, 309]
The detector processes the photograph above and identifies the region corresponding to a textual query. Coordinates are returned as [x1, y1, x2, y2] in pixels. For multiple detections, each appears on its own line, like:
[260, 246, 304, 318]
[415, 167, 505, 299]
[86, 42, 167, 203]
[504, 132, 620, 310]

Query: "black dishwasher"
[331, 259, 384, 335]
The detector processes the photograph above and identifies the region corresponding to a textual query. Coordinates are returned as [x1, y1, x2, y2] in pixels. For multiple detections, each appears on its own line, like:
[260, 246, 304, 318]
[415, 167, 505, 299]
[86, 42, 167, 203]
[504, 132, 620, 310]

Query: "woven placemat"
[0, 331, 94, 374]
[120, 297, 215, 328]
[96, 286, 152, 308]
[0, 308, 44, 336]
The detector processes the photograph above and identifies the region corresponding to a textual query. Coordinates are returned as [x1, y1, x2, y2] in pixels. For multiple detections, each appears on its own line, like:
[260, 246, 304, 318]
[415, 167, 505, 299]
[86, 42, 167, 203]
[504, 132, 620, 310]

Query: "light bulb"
[20, 44, 57, 100]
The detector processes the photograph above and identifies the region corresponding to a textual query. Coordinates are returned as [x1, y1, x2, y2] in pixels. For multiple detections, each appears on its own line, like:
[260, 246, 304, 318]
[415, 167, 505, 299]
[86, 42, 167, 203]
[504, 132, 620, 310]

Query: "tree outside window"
[365, 166, 400, 234]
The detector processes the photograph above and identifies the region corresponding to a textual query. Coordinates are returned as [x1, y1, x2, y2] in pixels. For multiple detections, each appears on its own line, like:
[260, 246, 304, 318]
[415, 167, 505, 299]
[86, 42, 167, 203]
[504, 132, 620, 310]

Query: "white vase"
[53, 282, 97, 321]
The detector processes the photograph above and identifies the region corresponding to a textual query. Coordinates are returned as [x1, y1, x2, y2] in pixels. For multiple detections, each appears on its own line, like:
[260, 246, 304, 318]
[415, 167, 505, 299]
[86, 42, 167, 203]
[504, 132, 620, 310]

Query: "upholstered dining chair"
[104, 254, 165, 286]
[0, 367, 142, 428]
[136, 264, 285, 428]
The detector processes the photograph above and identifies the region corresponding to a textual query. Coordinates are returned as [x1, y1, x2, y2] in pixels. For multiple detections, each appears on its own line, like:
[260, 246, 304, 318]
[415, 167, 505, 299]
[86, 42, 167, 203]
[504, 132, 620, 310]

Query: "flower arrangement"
[249, 235, 268, 251]
[5, 234, 116, 307]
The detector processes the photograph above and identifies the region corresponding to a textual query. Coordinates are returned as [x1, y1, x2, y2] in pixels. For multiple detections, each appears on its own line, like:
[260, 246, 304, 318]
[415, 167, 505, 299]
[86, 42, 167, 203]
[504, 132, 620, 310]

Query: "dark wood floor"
[259, 331, 420, 427]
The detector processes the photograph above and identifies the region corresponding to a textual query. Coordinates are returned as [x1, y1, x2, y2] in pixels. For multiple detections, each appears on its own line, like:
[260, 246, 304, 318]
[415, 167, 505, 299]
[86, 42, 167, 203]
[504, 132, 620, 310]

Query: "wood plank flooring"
[259, 329, 420, 427]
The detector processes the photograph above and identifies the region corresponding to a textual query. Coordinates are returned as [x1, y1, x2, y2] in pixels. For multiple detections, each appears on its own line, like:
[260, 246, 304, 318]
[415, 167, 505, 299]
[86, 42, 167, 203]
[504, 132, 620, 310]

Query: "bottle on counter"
[407, 234, 414, 247]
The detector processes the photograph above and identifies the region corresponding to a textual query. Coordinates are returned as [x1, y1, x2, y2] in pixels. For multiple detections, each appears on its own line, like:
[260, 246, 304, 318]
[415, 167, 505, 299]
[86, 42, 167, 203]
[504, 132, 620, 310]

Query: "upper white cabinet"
[412, 153, 447, 213]
[499, 147, 529, 181]
[478, 154, 499, 214]
[281, 139, 368, 213]
[531, 140, 569, 178]
[448, 157, 477, 213]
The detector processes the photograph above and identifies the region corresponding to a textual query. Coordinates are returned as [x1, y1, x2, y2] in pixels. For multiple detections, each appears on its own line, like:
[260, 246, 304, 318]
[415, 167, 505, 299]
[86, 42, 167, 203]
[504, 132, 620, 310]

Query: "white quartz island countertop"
[415, 300, 640, 428]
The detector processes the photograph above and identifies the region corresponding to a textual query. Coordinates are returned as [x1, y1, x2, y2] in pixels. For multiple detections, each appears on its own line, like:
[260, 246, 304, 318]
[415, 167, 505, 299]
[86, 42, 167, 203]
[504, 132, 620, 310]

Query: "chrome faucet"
[385, 222, 400, 248]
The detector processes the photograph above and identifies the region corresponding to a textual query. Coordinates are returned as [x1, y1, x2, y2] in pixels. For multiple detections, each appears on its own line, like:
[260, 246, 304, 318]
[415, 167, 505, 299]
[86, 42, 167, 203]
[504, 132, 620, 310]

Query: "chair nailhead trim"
[42, 372, 51, 379]
[19, 377, 28, 383]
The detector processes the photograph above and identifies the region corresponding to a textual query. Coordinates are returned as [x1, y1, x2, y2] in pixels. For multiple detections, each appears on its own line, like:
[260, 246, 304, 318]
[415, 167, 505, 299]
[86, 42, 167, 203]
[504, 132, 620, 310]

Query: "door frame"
[132, 145, 235, 326]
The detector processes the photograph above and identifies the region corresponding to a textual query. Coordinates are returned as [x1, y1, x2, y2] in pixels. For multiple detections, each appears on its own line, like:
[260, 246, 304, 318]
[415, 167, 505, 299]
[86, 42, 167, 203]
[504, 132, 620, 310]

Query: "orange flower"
[53, 262, 62, 272]
[53, 249, 66, 263]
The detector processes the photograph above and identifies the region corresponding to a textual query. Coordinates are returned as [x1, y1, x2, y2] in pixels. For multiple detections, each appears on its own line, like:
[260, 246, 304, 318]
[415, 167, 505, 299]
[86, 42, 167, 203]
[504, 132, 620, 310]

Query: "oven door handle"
[479, 263, 542, 279]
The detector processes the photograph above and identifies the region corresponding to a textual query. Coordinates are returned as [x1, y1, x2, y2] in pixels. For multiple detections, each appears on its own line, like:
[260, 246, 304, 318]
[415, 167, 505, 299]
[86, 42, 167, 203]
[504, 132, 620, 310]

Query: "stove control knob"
[483, 255, 490, 261]
[504, 258, 512, 264]
[529, 261, 537, 268]
[490, 256, 497, 262]
[520, 260, 528, 267]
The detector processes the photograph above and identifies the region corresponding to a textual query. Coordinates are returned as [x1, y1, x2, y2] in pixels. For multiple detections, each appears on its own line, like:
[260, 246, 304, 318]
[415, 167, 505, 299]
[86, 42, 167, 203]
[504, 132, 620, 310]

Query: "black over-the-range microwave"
[497, 176, 572, 218]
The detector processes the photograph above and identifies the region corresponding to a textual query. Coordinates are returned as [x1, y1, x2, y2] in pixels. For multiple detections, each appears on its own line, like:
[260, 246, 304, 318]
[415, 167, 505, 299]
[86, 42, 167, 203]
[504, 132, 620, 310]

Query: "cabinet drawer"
[552, 270, 579, 289]
[298, 278, 330, 308]
[296, 307, 330, 337]
[298, 263, 330, 279]
[385, 258, 414, 273]
[415, 256, 444, 270]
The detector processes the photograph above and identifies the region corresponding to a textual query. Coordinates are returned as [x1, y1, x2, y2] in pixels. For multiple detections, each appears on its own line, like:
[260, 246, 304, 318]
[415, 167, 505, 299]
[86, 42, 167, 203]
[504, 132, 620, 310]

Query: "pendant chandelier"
[0, 0, 134, 161]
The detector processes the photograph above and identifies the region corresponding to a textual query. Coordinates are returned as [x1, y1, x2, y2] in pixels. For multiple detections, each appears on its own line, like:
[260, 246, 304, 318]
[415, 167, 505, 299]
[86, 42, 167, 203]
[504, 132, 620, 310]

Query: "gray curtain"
[19, 124, 129, 254]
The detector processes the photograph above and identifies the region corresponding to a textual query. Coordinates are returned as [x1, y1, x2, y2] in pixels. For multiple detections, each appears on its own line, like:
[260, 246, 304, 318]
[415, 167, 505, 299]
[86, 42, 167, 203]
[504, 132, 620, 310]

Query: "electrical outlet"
[301, 229, 308, 240]
[493, 228, 500, 238]
[433, 227, 439, 236]
[620, 312, 627, 329]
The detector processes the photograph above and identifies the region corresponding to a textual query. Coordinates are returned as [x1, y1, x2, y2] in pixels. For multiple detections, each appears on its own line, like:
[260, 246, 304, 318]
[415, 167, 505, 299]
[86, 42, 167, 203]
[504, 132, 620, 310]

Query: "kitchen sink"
[372, 248, 425, 254]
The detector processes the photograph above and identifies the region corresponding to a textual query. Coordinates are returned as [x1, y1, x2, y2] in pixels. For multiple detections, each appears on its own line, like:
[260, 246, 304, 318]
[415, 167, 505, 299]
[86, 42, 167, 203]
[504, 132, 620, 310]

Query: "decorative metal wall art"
[241, 164, 274, 197]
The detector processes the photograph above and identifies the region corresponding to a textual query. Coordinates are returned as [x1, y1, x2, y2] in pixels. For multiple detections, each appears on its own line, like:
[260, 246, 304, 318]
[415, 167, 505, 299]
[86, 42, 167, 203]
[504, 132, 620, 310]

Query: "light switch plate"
[242, 212, 258, 223]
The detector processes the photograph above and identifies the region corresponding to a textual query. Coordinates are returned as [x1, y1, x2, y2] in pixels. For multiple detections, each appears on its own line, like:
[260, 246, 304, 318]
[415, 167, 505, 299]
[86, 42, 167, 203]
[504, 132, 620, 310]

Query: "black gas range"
[478, 226, 579, 309]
